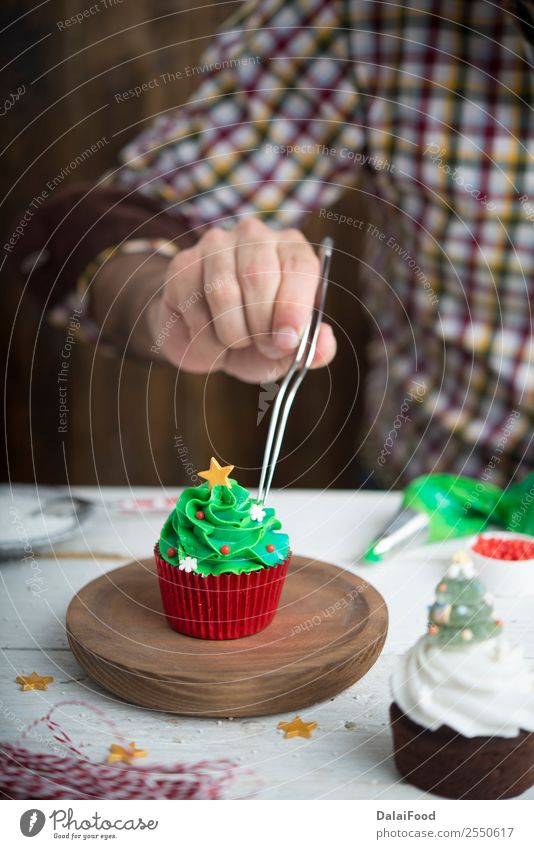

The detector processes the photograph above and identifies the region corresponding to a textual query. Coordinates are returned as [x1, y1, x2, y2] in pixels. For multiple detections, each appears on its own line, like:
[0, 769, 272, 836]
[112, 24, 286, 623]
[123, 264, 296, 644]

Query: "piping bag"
[363, 471, 534, 562]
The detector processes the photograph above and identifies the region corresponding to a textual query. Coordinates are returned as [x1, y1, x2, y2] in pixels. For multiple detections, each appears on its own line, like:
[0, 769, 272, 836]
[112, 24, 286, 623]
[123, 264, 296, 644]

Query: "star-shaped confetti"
[198, 457, 234, 490]
[446, 551, 476, 580]
[106, 741, 148, 764]
[250, 503, 266, 522]
[277, 715, 318, 739]
[179, 555, 198, 573]
[16, 672, 54, 691]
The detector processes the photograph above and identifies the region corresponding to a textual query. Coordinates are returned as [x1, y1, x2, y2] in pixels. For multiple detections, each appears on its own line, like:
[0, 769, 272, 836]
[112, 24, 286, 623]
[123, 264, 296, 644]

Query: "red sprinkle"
[166, 547, 177, 558]
[472, 536, 534, 561]
[195, 511, 205, 520]
[220, 545, 230, 555]
[266, 544, 275, 553]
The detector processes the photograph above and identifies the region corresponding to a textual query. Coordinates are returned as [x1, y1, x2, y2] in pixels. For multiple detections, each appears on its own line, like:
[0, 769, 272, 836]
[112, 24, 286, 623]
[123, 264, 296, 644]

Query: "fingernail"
[273, 326, 300, 350]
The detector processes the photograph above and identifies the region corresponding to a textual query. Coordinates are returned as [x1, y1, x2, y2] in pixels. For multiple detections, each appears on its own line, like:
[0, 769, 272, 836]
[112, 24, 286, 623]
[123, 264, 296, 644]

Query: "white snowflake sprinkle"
[250, 503, 266, 522]
[178, 556, 198, 573]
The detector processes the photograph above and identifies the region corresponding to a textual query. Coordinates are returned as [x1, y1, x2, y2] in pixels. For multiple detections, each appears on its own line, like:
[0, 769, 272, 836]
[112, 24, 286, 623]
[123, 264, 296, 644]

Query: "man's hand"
[149, 219, 336, 382]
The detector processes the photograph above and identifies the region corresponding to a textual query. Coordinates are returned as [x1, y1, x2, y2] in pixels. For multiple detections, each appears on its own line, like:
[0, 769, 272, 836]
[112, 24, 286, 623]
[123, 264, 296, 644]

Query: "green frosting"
[159, 478, 289, 576]
[427, 560, 502, 648]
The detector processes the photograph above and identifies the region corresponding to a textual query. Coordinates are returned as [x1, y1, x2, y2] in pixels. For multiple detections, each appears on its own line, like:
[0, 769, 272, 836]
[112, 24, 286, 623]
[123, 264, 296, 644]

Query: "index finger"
[271, 231, 321, 352]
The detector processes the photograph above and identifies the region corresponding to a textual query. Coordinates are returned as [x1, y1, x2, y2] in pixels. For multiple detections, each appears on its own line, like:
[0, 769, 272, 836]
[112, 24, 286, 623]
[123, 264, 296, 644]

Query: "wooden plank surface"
[1, 487, 533, 799]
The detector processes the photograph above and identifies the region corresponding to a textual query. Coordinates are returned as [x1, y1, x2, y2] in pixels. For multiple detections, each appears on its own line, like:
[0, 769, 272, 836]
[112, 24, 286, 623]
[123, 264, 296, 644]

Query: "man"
[16, 0, 534, 487]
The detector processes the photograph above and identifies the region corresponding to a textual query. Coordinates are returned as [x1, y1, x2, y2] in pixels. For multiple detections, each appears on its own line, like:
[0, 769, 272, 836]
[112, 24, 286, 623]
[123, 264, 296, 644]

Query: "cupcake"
[155, 457, 290, 640]
[390, 552, 534, 798]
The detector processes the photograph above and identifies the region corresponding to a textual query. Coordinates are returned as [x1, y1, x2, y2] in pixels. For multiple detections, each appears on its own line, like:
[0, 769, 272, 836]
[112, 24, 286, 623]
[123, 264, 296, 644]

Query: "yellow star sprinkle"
[16, 672, 54, 691]
[277, 715, 318, 739]
[198, 457, 234, 490]
[106, 741, 148, 764]
[452, 550, 470, 563]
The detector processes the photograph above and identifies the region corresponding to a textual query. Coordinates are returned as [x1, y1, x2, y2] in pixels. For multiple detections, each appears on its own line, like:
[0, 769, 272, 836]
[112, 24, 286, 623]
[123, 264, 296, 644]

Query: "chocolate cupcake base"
[390, 702, 534, 799]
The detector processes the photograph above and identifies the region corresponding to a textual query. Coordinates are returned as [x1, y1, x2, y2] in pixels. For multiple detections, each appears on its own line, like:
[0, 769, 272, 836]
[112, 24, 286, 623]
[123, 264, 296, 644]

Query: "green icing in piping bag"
[363, 470, 534, 563]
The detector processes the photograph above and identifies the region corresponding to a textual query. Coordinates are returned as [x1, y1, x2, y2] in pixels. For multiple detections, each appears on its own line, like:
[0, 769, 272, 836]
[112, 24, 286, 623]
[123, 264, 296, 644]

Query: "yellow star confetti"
[277, 715, 318, 739]
[16, 672, 54, 691]
[106, 741, 148, 764]
[198, 457, 234, 490]
[452, 550, 470, 563]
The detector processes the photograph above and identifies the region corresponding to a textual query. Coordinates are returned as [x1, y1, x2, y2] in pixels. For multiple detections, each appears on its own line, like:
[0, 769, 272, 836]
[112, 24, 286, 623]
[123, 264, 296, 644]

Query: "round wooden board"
[66, 555, 388, 717]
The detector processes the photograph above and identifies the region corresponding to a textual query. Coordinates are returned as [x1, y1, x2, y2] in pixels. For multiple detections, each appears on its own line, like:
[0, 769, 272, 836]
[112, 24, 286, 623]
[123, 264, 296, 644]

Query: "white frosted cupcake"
[390, 553, 534, 798]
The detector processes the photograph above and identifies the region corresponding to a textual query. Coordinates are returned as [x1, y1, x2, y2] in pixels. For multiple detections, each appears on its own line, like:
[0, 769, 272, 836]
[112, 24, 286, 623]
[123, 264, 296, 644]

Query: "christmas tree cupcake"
[155, 458, 290, 639]
[390, 552, 534, 798]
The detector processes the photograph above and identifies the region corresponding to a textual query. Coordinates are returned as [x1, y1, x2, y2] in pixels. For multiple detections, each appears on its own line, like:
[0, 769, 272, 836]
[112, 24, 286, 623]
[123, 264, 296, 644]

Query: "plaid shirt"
[108, 0, 534, 487]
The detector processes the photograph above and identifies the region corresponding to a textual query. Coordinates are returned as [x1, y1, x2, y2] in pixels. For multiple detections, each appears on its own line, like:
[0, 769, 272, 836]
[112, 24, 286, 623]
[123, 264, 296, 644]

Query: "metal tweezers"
[257, 236, 334, 504]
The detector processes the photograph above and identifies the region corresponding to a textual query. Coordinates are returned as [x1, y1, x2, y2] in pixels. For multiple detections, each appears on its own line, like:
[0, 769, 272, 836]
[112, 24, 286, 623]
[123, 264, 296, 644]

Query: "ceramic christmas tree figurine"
[427, 551, 502, 647]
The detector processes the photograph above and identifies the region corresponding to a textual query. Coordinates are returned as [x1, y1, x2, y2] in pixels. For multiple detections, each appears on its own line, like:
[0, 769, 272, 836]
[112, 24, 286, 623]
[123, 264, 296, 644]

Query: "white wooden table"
[1, 486, 533, 800]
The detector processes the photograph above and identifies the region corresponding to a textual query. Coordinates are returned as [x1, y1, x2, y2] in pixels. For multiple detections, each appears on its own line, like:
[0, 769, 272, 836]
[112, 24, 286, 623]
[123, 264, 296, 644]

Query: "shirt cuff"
[47, 238, 179, 342]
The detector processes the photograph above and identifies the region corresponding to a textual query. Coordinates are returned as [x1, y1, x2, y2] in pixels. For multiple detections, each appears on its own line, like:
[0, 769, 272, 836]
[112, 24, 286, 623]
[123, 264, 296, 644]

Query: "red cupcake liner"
[155, 545, 290, 640]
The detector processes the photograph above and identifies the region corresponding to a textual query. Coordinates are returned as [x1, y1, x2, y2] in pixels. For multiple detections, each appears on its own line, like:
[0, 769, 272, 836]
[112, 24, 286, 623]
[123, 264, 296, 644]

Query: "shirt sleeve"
[110, 0, 365, 229]
[10, 0, 365, 316]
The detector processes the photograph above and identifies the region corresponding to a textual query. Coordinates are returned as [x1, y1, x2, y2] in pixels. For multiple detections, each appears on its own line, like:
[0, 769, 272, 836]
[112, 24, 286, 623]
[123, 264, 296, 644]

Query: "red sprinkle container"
[468, 531, 534, 596]
[472, 535, 534, 560]
[155, 545, 290, 640]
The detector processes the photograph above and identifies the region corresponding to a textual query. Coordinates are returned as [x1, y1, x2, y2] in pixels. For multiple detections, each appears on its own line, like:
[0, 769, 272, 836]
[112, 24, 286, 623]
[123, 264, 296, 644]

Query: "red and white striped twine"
[1, 700, 252, 799]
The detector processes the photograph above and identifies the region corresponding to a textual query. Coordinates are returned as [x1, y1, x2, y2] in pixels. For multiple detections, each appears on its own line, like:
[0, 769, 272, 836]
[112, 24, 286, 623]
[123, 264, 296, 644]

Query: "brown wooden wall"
[1, 0, 369, 489]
